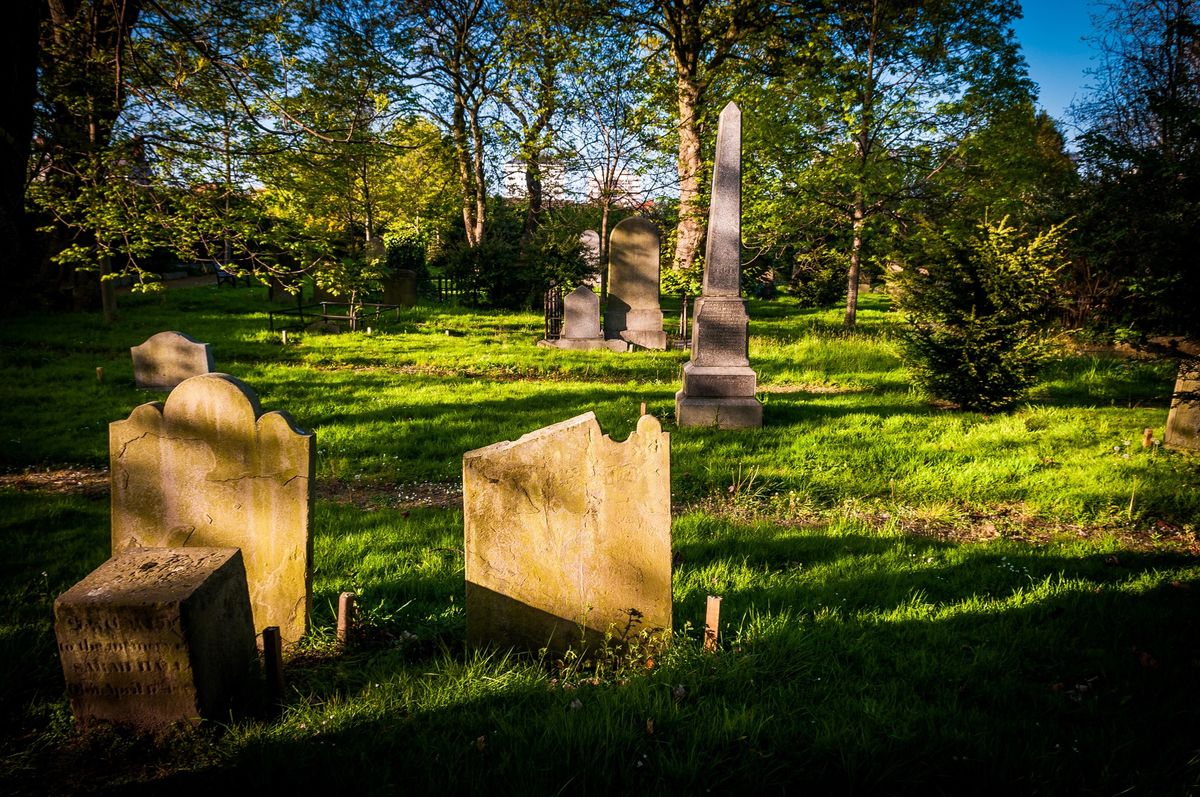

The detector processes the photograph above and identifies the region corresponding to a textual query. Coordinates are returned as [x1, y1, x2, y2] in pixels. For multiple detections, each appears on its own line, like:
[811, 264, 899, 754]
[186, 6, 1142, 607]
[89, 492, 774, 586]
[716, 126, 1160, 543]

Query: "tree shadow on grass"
[50, 521, 1199, 797]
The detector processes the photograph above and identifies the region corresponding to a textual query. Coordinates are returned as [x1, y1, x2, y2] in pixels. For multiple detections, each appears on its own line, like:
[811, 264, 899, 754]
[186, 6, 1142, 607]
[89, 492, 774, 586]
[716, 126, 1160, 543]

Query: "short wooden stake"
[281, 329, 288, 345]
[263, 626, 284, 707]
[1142, 427, 1154, 447]
[640, 401, 647, 416]
[337, 591, 356, 644]
[704, 595, 722, 653]
[95, 367, 104, 383]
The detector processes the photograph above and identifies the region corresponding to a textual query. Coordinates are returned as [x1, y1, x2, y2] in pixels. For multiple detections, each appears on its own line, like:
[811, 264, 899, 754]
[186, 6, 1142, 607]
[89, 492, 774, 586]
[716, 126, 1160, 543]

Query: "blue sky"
[1012, 0, 1098, 131]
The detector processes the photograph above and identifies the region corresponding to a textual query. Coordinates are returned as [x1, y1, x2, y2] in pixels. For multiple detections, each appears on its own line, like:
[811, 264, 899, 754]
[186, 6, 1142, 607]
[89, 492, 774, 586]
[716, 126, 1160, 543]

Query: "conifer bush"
[895, 218, 1067, 411]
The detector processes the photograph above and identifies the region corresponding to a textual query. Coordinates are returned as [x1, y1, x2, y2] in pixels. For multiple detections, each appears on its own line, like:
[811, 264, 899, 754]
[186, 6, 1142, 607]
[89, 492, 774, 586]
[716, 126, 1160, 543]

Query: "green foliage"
[896, 218, 1068, 411]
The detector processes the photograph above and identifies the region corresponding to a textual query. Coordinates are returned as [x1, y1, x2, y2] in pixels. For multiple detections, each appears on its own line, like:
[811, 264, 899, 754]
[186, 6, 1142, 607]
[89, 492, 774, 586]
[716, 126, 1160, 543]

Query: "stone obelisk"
[675, 102, 763, 429]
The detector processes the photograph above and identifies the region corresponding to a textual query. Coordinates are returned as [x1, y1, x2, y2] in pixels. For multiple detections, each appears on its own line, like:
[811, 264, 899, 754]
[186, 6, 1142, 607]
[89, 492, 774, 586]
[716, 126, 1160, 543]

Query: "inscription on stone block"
[691, 297, 750, 367]
[130, 331, 214, 391]
[464, 412, 672, 653]
[110, 373, 314, 645]
[54, 547, 257, 728]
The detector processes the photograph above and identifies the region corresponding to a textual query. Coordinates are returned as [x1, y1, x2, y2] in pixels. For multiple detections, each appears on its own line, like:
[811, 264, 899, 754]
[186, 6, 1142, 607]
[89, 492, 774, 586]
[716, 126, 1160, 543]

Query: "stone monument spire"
[675, 102, 764, 429]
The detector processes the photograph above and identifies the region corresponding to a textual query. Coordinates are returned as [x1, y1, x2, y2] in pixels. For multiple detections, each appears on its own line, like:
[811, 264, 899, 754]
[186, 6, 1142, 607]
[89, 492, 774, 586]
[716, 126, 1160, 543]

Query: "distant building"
[586, 169, 643, 208]
[502, 160, 567, 202]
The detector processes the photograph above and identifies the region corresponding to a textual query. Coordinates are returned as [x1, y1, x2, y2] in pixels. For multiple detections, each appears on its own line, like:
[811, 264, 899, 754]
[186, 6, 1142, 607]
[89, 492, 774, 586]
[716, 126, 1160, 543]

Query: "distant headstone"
[110, 373, 314, 645]
[464, 412, 672, 653]
[605, 217, 667, 350]
[130, 332, 214, 391]
[580, 229, 601, 288]
[676, 102, 763, 429]
[539, 286, 624, 351]
[54, 547, 258, 728]
[383, 268, 418, 307]
[1165, 360, 1200, 450]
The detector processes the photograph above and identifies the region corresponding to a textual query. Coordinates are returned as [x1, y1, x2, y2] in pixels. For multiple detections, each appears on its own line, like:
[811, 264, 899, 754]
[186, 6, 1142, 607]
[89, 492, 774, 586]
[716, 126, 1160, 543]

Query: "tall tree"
[0, 2, 42, 309]
[406, 0, 501, 249]
[1072, 0, 1200, 339]
[813, 0, 1031, 326]
[32, 0, 143, 318]
[629, 0, 770, 274]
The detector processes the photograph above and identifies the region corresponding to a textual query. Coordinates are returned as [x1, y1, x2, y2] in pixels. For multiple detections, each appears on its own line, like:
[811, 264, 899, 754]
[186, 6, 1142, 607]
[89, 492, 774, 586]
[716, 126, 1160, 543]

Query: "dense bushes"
[895, 218, 1067, 411]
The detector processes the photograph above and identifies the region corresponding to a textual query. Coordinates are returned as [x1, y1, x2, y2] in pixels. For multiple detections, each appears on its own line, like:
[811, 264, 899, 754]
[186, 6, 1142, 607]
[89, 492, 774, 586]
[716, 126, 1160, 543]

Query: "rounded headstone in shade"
[605, 217, 666, 350]
[130, 331, 214, 391]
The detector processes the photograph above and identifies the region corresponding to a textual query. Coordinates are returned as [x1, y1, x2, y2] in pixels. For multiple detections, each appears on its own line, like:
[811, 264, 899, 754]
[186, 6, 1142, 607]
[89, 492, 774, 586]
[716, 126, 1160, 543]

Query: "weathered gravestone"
[130, 332, 214, 391]
[539, 286, 624, 351]
[110, 373, 314, 645]
[54, 547, 258, 728]
[605, 217, 667, 350]
[580, 229, 601, 288]
[1165, 361, 1200, 450]
[676, 102, 763, 429]
[463, 412, 672, 653]
[383, 269, 418, 307]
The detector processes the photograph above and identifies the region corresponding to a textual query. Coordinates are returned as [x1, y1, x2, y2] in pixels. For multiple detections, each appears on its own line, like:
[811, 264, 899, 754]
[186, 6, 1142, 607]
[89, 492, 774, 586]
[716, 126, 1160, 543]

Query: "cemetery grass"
[0, 285, 1198, 794]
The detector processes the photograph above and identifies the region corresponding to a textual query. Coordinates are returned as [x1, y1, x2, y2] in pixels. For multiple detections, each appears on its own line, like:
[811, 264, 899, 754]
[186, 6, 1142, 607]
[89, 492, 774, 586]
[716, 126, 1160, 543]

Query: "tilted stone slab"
[464, 412, 671, 653]
[54, 547, 258, 728]
[606, 217, 666, 350]
[1165, 361, 1200, 450]
[131, 332, 214, 390]
[110, 373, 314, 645]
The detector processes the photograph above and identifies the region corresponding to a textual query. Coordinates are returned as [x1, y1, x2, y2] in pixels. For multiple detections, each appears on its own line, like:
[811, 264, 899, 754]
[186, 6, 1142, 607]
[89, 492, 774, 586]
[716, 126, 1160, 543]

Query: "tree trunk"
[844, 199, 865, 327]
[0, 1, 41, 310]
[599, 200, 611, 303]
[673, 74, 705, 273]
[100, 255, 117, 324]
[469, 104, 487, 246]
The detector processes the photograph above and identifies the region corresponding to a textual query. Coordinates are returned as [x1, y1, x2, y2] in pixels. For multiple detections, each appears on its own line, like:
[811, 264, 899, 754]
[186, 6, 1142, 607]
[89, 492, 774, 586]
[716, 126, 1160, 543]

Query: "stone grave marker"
[463, 412, 672, 653]
[676, 102, 763, 429]
[110, 372, 314, 645]
[130, 332, 214, 391]
[54, 547, 258, 728]
[1165, 360, 1200, 450]
[580, 229, 601, 288]
[539, 286, 625, 351]
[605, 217, 667, 350]
[383, 269, 418, 307]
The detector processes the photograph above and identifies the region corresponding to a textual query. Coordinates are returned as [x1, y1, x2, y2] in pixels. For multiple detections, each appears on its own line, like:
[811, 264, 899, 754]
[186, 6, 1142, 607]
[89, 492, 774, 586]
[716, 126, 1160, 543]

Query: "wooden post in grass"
[337, 591, 356, 644]
[640, 401, 647, 416]
[96, 367, 104, 383]
[263, 626, 284, 707]
[704, 595, 722, 652]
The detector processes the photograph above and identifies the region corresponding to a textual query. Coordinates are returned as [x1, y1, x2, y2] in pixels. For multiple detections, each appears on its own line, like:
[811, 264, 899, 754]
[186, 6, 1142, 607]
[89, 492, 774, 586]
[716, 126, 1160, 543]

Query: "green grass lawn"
[1, 284, 1197, 795]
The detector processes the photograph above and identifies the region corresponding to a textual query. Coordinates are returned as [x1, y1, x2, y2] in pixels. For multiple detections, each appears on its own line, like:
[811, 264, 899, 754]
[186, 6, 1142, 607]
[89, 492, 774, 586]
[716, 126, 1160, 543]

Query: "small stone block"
[130, 331, 214, 390]
[680, 363, 757, 397]
[675, 392, 763, 429]
[54, 547, 258, 729]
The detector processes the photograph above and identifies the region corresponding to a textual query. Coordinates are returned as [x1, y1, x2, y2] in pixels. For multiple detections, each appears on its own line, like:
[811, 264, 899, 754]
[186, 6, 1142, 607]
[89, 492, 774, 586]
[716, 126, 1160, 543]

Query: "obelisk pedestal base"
[676, 363, 762, 429]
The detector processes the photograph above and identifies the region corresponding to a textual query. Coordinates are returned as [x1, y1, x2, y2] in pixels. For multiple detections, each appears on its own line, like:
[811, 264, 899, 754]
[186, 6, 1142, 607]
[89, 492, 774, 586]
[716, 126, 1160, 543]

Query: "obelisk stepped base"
[675, 391, 764, 429]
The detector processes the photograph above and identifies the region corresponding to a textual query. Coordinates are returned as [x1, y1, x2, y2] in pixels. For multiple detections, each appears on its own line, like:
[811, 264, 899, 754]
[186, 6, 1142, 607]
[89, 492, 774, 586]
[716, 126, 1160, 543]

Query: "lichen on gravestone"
[463, 412, 672, 653]
[109, 372, 314, 645]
